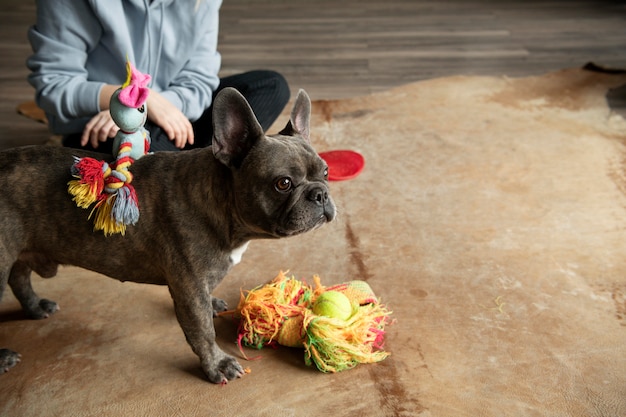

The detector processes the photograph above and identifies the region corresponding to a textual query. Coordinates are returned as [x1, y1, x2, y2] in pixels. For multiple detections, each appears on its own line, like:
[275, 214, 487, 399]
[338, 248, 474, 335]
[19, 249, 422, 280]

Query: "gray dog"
[0, 87, 336, 384]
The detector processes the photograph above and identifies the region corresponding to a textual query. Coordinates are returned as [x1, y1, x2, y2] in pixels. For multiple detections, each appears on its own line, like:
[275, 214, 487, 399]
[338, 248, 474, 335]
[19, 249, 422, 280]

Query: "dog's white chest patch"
[229, 242, 250, 266]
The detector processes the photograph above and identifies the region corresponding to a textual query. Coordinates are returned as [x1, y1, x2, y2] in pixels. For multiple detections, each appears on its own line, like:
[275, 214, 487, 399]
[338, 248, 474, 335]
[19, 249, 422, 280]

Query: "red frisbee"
[319, 150, 365, 181]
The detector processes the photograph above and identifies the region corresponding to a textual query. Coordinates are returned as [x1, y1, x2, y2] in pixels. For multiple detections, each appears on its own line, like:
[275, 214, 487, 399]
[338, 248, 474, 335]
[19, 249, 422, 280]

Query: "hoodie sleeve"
[26, 0, 105, 134]
[157, 0, 222, 122]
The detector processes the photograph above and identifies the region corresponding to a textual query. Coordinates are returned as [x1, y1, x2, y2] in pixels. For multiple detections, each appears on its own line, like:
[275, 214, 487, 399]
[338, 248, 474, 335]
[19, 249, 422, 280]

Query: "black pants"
[63, 70, 291, 153]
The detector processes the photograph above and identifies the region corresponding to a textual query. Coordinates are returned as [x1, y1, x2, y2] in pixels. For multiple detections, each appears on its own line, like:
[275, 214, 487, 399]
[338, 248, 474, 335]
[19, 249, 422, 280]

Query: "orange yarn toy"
[233, 271, 392, 373]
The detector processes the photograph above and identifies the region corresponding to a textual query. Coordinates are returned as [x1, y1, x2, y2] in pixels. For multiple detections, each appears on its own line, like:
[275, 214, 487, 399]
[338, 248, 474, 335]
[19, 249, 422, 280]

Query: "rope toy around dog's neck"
[68, 60, 151, 236]
[229, 271, 393, 373]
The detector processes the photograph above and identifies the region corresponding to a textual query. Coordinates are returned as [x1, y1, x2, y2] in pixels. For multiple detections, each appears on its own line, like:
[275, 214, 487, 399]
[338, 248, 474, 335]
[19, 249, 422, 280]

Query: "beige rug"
[2, 66, 626, 416]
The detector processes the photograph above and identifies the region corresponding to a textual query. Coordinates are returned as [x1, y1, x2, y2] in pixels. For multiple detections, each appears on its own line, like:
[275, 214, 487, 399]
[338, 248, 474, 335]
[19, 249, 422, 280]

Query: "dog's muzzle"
[307, 185, 336, 222]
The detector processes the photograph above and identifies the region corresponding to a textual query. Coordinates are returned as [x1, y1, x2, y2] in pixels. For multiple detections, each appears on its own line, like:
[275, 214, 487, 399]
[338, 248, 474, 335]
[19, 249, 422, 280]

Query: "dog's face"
[212, 88, 336, 239]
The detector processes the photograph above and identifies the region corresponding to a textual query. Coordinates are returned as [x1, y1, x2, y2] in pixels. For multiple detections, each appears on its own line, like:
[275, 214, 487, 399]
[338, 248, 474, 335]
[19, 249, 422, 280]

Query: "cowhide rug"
[1, 65, 625, 417]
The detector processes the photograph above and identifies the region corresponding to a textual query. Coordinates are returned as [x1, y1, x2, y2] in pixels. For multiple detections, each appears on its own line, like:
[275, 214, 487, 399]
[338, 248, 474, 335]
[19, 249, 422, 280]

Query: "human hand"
[147, 90, 195, 148]
[81, 110, 119, 149]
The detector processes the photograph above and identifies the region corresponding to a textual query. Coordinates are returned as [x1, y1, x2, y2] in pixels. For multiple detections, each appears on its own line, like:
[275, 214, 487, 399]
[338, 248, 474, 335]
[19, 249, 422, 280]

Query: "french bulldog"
[0, 87, 336, 384]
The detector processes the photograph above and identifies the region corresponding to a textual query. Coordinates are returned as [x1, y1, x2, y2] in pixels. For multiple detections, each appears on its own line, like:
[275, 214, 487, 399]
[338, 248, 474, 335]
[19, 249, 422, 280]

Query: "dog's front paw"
[203, 353, 245, 384]
[25, 298, 59, 320]
[0, 349, 21, 373]
[211, 296, 228, 317]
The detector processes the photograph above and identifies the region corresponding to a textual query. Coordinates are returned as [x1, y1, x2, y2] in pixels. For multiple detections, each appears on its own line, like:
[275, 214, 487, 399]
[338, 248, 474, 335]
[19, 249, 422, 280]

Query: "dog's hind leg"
[0, 348, 21, 373]
[8, 260, 59, 320]
[0, 265, 22, 373]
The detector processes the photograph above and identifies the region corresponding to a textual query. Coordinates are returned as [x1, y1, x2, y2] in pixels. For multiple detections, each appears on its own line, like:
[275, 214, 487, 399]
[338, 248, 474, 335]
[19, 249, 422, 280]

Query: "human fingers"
[186, 121, 195, 146]
[81, 114, 100, 147]
[163, 117, 194, 149]
[147, 90, 194, 148]
[90, 114, 117, 149]
[175, 118, 194, 148]
[82, 111, 117, 148]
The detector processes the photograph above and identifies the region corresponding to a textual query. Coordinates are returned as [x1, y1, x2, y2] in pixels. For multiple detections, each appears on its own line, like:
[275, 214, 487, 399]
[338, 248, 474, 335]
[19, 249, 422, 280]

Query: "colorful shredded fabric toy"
[67, 59, 151, 236]
[234, 271, 393, 373]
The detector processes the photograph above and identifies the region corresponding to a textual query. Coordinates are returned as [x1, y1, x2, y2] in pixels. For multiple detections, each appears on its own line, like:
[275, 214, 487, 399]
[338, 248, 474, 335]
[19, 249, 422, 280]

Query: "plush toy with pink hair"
[67, 60, 151, 235]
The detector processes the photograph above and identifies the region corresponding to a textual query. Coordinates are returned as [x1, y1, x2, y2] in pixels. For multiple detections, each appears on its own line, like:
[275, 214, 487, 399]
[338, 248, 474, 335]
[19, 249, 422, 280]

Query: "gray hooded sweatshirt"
[27, 0, 222, 135]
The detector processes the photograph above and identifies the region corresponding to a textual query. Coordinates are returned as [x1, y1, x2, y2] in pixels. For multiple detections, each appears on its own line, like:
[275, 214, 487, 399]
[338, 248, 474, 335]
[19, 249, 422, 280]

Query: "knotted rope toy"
[231, 271, 393, 373]
[68, 60, 151, 235]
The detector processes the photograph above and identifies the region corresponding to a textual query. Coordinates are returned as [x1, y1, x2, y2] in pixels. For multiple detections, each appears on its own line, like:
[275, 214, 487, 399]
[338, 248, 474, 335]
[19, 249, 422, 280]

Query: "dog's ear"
[279, 89, 311, 142]
[212, 87, 264, 167]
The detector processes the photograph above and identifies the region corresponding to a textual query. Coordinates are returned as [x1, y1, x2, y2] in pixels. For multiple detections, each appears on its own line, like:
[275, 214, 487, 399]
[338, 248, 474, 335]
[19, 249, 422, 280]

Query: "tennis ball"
[313, 291, 353, 320]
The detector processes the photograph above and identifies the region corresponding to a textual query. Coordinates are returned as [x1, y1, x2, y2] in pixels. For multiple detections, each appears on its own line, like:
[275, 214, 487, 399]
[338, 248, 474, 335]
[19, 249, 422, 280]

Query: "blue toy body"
[110, 89, 150, 159]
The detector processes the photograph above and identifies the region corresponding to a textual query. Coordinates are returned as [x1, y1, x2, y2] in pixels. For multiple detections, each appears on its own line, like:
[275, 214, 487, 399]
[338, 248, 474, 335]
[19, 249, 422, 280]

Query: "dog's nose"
[307, 187, 329, 206]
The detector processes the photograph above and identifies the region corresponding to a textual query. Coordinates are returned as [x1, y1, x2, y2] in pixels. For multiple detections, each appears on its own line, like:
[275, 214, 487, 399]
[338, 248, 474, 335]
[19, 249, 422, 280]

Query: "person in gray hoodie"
[27, 0, 290, 153]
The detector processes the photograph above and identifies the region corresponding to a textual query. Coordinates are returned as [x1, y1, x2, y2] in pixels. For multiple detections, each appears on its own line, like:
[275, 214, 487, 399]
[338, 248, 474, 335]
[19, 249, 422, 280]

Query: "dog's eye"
[138, 105, 145, 113]
[324, 167, 329, 179]
[275, 177, 292, 192]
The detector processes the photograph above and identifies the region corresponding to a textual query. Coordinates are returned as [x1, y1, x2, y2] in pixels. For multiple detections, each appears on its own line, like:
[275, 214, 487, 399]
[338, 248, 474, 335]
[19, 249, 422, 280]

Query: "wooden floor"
[0, 0, 625, 149]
